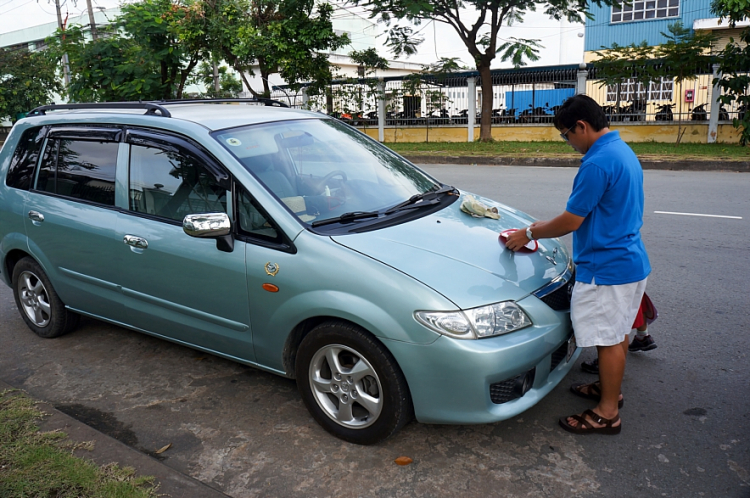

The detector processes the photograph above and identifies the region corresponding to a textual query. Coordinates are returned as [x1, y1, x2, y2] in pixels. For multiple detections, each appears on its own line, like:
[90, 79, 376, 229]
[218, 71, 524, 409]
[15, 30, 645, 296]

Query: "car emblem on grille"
[265, 262, 280, 277]
[545, 247, 558, 266]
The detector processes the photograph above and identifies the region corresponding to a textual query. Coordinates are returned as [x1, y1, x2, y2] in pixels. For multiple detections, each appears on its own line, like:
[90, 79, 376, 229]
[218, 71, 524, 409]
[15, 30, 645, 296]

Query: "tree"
[349, 47, 390, 77]
[196, 0, 350, 98]
[0, 47, 61, 122]
[352, 0, 599, 141]
[188, 61, 243, 98]
[49, 25, 163, 101]
[49, 0, 208, 101]
[712, 0, 750, 145]
[593, 22, 714, 143]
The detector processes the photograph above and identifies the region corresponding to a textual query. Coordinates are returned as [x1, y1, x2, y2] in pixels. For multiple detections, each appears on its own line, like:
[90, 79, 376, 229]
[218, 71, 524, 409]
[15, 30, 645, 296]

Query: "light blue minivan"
[0, 101, 578, 444]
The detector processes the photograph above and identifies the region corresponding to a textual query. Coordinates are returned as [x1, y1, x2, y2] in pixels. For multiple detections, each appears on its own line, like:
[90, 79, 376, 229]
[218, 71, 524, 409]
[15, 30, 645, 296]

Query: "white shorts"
[571, 277, 648, 348]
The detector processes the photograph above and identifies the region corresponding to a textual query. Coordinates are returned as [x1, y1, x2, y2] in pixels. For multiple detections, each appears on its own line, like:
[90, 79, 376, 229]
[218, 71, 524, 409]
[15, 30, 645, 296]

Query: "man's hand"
[506, 228, 531, 252]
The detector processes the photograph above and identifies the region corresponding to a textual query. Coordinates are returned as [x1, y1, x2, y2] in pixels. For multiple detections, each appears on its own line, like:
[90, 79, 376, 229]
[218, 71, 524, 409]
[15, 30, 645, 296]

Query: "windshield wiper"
[383, 185, 459, 215]
[311, 210, 380, 228]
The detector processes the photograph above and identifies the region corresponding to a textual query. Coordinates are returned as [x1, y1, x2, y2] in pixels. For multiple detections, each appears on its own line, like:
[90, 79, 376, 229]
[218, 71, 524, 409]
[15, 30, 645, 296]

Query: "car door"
[115, 129, 254, 360]
[24, 127, 127, 320]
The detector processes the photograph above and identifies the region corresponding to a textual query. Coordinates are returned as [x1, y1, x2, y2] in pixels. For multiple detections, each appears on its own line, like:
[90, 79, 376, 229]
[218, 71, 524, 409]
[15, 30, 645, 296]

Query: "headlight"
[415, 301, 532, 340]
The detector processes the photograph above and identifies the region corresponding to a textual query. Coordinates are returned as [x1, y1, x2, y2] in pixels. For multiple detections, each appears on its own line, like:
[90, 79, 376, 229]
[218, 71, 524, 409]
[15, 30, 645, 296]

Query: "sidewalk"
[401, 154, 750, 172]
[0, 380, 229, 498]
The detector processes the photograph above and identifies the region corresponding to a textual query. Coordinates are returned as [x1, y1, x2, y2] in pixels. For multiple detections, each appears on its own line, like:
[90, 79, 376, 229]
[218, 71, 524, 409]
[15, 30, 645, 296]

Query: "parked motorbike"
[451, 109, 469, 125]
[691, 103, 707, 121]
[654, 103, 675, 122]
[427, 108, 450, 125]
[719, 105, 730, 121]
[738, 104, 748, 122]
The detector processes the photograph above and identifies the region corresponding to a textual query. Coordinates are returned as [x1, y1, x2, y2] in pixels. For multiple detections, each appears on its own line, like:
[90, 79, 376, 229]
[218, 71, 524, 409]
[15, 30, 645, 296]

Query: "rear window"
[6, 127, 46, 190]
[35, 138, 119, 206]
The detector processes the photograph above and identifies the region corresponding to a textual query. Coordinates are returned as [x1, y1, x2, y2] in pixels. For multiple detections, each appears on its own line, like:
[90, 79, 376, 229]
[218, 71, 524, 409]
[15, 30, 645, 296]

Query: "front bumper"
[385, 295, 578, 424]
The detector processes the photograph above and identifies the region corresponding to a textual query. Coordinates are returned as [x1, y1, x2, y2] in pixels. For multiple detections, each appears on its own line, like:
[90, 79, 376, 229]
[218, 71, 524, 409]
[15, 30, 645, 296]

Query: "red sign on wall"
[685, 89, 695, 103]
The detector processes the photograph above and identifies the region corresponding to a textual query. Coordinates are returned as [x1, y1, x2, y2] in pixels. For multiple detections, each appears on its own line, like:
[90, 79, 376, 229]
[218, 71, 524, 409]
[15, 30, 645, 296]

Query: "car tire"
[12, 257, 79, 338]
[295, 321, 413, 445]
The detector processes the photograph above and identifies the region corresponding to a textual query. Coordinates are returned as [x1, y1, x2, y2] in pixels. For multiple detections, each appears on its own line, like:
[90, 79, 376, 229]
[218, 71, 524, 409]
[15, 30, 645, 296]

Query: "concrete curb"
[402, 154, 750, 172]
[0, 380, 229, 498]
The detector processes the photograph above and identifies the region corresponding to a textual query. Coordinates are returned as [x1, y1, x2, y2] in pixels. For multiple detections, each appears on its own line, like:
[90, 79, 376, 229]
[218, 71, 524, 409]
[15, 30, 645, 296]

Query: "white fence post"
[707, 63, 721, 144]
[576, 63, 588, 95]
[377, 79, 386, 143]
[468, 77, 477, 142]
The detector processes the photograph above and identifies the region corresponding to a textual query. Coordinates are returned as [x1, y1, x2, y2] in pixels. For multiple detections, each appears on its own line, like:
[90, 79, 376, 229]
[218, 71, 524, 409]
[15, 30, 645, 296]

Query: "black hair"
[553, 94, 609, 132]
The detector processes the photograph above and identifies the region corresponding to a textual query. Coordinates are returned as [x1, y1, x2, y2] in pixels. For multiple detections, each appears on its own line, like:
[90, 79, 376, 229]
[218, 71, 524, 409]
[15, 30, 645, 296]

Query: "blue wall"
[504, 88, 576, 114]
[585, 0, 715, 51]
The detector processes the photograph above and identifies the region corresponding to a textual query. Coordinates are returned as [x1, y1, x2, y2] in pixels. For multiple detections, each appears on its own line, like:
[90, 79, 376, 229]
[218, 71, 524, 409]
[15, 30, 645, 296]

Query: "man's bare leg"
[565, 338, 626, 428]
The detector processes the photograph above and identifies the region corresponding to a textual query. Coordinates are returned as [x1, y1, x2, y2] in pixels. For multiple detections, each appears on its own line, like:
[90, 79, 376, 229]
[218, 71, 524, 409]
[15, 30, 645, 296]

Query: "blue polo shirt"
[566, 131, 651, 285]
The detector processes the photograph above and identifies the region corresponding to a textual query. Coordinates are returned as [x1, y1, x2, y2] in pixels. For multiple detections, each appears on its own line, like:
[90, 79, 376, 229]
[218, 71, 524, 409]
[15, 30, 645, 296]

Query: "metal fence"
[268, 62, 746, 127]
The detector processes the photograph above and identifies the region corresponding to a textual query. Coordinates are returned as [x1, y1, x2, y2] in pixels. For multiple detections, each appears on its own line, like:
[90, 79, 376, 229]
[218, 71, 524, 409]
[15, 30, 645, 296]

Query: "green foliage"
[207, 0, 349, 97]
[593, 41, 658, 97]
[420, 57, 466, 75]
[349, 48, 390, 76]
[653, 21, 714, 83]
[188, 61, 243, 98]
[0, 48, 61, 122]
[496, 38, 542, 68]
[48, 0, 206, 101]
[49, 25, 163, 102]
[713, 0, 750, 145]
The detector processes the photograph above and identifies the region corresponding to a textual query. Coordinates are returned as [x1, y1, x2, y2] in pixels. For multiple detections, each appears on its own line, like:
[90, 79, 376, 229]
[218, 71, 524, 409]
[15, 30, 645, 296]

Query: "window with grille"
[611, 0, 679, 23]
[606, 77, 673, 102]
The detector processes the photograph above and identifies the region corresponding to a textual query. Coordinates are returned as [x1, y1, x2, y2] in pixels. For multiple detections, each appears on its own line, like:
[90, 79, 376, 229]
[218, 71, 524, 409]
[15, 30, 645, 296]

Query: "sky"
[0, 0, 586, 69]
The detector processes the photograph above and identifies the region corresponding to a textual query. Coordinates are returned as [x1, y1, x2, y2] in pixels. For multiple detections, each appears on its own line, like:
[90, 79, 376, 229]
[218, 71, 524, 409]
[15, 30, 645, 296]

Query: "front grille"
[550, 340, 569, 371]
[539, 281, 572, 311]
[489, 369, 536, 404]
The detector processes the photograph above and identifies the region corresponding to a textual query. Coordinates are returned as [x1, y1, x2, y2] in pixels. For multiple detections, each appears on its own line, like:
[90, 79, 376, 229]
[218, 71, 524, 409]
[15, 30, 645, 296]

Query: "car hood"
[331, 192, 571, 310]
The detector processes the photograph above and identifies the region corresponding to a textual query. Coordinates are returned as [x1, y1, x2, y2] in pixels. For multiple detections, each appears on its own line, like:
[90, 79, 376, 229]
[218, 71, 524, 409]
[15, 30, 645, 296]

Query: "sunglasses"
[560, 127, 572, 142]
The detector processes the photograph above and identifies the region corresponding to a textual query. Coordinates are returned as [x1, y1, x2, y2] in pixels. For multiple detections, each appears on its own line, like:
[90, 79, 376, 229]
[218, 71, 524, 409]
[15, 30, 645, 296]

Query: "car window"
[34, 138, 118, 206]
[213, 118, 439, 227]
[236, 187, 282, 243]
[128, 143, 228, 222]
[6, 127, 46, 191]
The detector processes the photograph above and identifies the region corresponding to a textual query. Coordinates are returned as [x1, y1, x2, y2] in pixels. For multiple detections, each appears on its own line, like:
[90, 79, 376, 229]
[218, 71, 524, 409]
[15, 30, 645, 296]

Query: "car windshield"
[213, 118, 440, 226]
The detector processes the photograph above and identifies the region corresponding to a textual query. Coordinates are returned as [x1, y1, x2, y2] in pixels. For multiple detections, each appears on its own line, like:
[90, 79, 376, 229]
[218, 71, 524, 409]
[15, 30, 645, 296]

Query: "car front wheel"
[12, 257, 79, 338]
[295, 321, 413, 445]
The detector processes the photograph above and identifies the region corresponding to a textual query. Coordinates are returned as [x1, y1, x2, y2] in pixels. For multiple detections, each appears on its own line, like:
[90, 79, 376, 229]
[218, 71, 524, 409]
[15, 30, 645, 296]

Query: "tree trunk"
[478, 64, 494, 141]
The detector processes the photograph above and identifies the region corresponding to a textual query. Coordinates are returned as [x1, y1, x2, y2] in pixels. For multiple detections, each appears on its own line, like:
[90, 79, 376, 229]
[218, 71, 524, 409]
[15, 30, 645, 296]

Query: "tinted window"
[35, 138, 118, 206]
[129, 144, 227, 222]
[237, 187, 281, 242]
[6, 127, 46, 190]
[36, 139, 58, 193]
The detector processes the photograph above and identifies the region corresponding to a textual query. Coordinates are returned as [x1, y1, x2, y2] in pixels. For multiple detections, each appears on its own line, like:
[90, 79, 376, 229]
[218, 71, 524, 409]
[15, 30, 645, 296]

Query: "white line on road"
[654, 211, 743, 219]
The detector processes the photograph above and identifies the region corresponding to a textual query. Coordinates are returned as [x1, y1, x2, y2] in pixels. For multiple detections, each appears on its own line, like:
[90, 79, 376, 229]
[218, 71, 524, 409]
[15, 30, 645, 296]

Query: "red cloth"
[632, 292, 657, 329]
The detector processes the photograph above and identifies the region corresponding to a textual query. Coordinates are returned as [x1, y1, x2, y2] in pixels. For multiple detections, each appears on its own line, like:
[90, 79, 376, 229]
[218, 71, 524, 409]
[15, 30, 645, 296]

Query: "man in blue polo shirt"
[506, 94, 650, 435]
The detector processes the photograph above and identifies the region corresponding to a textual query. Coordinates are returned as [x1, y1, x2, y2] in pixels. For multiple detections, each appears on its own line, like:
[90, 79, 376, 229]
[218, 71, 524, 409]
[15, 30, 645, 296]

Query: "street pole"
[54, 0, 71, 89]
[86, 0, 98, 40]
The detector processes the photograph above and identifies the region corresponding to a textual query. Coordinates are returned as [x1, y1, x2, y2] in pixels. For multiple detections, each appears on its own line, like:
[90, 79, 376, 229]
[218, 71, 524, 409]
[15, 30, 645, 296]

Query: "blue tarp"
[504, 88, 575, 115]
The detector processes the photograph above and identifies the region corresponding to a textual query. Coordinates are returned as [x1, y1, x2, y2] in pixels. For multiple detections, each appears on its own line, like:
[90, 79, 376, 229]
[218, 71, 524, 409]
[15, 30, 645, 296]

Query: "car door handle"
[28, 210, 45, 223]
[123, 235, 149, 249]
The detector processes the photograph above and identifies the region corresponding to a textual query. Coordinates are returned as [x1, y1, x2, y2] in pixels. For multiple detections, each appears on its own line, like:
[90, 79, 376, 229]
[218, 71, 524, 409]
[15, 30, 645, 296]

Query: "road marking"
[654, 211, 743, 220]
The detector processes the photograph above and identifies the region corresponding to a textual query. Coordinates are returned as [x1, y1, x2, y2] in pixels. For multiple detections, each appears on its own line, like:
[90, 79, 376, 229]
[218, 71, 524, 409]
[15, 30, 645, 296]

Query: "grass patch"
[386, 141, 750, 161]
[0, 389, 157, 498]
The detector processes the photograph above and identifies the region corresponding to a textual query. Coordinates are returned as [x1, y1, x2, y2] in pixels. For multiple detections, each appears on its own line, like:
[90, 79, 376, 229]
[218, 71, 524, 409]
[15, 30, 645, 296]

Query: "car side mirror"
[183, 213, 234, 253]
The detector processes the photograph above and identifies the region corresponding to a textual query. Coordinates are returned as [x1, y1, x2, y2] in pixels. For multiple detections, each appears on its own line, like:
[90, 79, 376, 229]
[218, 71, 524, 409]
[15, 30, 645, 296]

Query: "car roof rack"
[28, 102, 172, 117]
[153, 98, 290, 108]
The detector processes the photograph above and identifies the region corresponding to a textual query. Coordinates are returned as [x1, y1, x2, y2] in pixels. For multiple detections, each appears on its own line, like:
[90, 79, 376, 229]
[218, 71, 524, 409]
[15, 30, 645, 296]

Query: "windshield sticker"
[226, 138, 242, 146]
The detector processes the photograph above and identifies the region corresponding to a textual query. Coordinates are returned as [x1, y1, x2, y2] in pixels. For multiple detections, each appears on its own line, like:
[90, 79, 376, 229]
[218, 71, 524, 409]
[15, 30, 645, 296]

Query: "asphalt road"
[1, 165, 748, 498]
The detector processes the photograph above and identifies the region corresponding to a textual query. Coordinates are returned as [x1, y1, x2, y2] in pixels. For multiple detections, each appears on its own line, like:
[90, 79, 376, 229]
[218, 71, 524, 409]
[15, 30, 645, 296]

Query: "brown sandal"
[570, 381, 624, 408]
[559, 409, 621, 435]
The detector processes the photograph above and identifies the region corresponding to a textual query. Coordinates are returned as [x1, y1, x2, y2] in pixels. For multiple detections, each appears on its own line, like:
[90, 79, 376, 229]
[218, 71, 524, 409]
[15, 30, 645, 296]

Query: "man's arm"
[505, 211, 585, 252]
